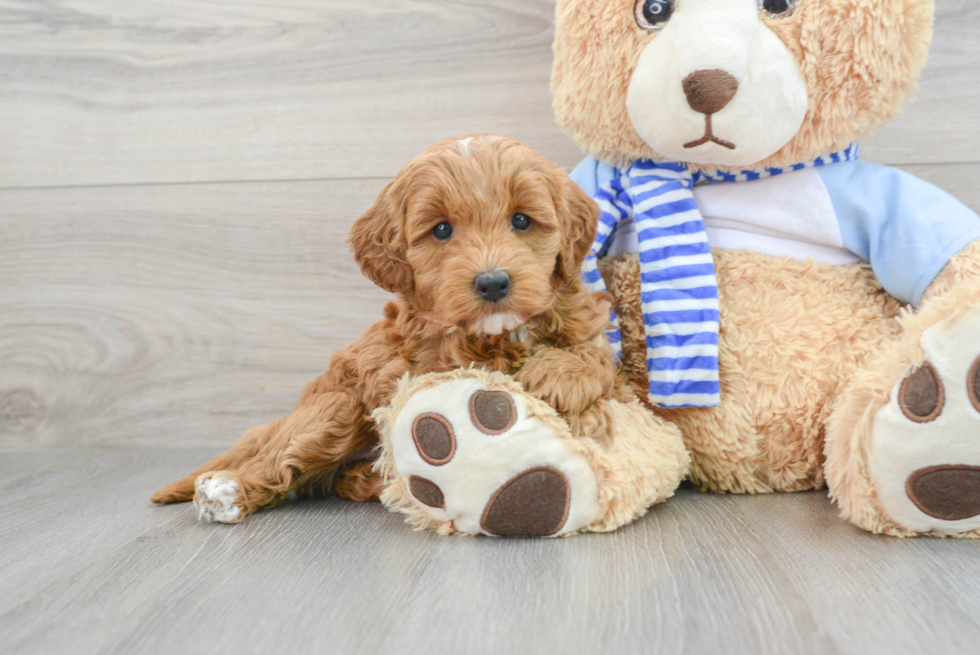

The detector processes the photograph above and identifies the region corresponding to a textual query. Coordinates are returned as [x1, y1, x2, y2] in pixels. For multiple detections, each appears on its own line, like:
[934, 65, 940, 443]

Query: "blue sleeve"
[570, 157, 633, 258]
[570, 157, 621, 201]
[820, 161, 980, 306]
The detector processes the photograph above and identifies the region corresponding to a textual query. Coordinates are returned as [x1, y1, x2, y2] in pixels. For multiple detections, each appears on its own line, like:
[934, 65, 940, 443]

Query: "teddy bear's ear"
[348, 181, 415, 296]
[555, 176, 599, 285]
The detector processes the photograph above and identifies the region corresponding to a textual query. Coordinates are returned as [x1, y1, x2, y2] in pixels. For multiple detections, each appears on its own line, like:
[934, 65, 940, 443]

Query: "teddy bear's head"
[552, 0, 934, 170]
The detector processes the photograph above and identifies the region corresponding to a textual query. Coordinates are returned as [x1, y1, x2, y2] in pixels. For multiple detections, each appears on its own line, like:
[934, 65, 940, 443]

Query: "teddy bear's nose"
[682, 69, 739, 115]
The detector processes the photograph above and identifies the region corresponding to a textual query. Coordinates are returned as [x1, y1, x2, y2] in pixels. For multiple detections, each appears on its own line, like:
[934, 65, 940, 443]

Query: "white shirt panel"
[606, 166, 859, 264]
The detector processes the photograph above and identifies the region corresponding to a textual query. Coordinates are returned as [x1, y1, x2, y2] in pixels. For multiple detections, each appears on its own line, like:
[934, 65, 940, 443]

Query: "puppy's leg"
[333, 461, 384, 502]
[193, 466, 305, 524]
[154, 389, 370, 523]
[151, 421, 278, 504]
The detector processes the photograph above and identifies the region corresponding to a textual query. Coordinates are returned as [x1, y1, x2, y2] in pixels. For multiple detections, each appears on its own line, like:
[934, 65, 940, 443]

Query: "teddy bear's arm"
[570, 156, 618, 200]
[819, 160, 980, 307]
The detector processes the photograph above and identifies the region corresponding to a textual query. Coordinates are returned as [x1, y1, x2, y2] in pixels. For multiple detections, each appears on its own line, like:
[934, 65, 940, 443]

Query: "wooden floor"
[2, 449, 980, 655]
[2, 1, 980, 653]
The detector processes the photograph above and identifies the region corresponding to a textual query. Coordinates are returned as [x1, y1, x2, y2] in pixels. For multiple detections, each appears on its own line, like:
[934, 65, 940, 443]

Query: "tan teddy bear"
[550, 0, 980, 537]
[379, 0, 980, 538]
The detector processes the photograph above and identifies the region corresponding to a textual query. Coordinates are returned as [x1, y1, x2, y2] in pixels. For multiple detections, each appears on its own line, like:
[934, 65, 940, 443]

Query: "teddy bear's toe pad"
[871, 311, 980, 534]
[469, 390, 517, 434]
[408, 475, 446, 509]
[388, 373, 599, 537]
[412, 414, 456, 465]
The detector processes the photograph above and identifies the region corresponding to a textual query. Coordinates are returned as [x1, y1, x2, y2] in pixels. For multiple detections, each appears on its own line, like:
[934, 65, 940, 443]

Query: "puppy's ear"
[555, 176, 599, 285]
[348, 181, 414, 296]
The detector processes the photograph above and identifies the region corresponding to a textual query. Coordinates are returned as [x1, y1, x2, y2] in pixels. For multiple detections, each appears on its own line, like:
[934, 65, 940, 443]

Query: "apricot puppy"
[151, 135, 685, 531]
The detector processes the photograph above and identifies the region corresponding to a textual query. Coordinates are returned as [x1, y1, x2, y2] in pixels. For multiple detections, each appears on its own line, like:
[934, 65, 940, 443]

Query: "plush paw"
[194, 474, 244, 524]
[378, 371, 600, 537]
[870, 309, 980, 535]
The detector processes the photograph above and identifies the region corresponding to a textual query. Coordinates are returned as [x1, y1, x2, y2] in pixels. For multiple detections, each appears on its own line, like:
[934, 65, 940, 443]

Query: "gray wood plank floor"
[2, 449, 980, 655]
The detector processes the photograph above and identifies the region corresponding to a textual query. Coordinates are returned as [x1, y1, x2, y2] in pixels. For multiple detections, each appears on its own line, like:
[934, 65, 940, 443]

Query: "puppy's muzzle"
[474, 271, 511, 303]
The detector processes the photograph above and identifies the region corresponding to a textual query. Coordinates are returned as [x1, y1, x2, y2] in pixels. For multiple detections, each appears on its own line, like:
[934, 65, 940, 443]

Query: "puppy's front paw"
[515, 346, 613, 414]
[194, 473, 244, 524]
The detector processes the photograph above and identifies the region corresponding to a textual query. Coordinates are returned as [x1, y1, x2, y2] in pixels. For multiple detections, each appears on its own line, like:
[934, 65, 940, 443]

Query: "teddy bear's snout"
[682, 69, 739, 115]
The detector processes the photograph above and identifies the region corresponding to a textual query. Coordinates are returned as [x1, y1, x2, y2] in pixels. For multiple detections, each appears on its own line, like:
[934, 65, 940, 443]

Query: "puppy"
[151, 134, 632, 523]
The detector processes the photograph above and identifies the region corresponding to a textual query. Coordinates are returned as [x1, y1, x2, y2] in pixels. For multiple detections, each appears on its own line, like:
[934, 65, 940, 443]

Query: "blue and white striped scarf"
[582, 145, 860, 408]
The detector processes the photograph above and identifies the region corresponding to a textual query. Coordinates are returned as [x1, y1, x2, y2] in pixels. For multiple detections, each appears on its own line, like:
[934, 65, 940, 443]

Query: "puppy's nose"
[474, 271, 511, 303]
[682, 69, 739, 115]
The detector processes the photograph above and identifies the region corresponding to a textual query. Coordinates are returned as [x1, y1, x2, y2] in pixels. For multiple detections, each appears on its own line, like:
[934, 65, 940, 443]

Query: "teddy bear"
[549, 0, 980, 537]
[378, 0, 980, 538]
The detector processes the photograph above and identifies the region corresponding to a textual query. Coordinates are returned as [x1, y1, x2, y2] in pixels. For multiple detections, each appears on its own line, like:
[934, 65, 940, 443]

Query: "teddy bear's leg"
[373, 369, 689, 537]
[825, 242, 980, 537]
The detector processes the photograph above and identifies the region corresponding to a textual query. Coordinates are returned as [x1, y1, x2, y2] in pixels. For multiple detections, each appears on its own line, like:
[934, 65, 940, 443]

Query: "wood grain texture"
[2, 450, 980, 655]
[0, 0, 977, 189]
[860, 0, 980, 165]
[0, 0, 581, 188]
[0, 178, 394, 448]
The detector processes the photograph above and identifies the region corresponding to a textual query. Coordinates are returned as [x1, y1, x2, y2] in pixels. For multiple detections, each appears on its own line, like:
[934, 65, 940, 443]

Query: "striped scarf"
[582, 145, 860, 408]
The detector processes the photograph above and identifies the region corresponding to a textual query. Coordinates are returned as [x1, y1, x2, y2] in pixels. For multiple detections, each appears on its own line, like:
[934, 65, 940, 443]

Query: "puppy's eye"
[511, 213, 532, 231]
[759, 0, 799, 16]
[432, 222, 453, 241]
[635, 0, 673, 32]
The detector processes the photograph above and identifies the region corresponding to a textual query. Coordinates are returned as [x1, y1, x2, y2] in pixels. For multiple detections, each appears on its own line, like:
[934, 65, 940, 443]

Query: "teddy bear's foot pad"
[481, 466, 571, 537]
[871, 310, 980, 534]
[385, 372, 599, 537]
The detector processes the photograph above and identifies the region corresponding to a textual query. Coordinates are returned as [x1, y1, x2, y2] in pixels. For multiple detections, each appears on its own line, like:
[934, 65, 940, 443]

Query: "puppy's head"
[348, 135, 597, 336]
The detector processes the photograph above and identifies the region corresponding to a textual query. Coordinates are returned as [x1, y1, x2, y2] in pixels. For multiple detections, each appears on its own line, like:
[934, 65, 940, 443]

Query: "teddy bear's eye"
[759, 0, 799, 16]
[635, 0, 673, 32]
